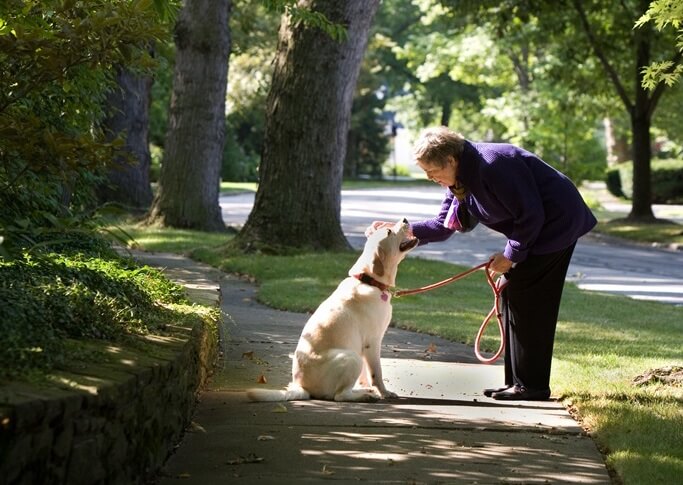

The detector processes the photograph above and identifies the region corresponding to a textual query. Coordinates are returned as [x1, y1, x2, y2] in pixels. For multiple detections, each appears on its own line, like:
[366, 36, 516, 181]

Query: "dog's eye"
[386, 229, 392, 236]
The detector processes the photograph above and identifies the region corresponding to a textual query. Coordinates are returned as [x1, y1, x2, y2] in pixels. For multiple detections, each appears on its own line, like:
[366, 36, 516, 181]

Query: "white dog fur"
[246, 219, 418, 402]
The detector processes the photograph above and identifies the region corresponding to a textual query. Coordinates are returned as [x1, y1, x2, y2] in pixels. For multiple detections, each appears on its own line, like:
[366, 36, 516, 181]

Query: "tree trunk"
[99, 66, 153, 210]
[628, 12, 655, 221]
[146, 0, 231, 231]
[344, 129, 359, 179]
[629, 112, 654, 220]
[440, 101, 451, 127]
[236, 0, 380, 252]
[572, 0, 659, 221]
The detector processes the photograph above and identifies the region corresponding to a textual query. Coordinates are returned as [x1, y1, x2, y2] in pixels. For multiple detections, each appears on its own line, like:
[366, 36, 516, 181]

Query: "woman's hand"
[364, 221, 394, 237]
[489, 252, 513, 274]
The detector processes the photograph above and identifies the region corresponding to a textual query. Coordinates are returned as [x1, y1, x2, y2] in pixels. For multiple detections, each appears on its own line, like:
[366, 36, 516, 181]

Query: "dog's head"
[349, 218, 419, 287]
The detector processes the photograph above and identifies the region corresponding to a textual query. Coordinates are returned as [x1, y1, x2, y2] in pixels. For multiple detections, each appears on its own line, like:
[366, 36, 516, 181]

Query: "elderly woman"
[368, 126, 596, 401]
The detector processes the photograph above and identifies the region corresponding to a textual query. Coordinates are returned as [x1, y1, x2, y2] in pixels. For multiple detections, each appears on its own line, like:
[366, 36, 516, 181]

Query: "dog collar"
[353, 273, 390, 292]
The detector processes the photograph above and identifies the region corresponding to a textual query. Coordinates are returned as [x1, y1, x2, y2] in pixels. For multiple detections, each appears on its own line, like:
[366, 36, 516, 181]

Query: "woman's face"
[417, 156, 457, 187]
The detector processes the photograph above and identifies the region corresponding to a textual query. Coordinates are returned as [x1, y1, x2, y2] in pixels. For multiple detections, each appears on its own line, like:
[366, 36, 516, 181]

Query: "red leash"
[394, 261, 508, 364]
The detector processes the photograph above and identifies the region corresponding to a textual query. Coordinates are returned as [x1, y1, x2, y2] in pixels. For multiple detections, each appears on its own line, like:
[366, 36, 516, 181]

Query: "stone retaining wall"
[0, 321, 217, 485]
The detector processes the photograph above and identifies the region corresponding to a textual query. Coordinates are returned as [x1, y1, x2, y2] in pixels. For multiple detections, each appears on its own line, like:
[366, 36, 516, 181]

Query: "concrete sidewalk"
[139, 252, 611, 484]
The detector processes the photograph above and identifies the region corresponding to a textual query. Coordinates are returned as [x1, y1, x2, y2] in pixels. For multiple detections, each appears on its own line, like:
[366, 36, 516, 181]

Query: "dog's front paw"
[379, 389, 398, 399]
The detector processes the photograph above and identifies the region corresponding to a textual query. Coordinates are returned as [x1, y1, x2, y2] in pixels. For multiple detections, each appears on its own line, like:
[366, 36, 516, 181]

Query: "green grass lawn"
[118, 222, 682, 485]
[596, 219, 683, 247]
[578, 182, 683, 248]
[220, 181, 258, 194]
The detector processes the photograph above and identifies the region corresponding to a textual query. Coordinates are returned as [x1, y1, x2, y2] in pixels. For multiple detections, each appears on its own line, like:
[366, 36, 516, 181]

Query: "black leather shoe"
[483, 385, 512, 397]
[491, 385, 550, 401]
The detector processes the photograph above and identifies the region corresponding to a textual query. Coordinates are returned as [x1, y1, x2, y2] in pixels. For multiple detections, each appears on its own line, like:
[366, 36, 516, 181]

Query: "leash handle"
[474, 272, 508, 364]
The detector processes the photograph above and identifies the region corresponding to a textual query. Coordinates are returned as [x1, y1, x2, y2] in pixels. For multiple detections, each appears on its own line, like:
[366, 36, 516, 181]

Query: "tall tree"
[236, 0, 381, 252]
[147, 0, 231, 231]
[99, 66, 154, 209]
[571, 0, 682, 221]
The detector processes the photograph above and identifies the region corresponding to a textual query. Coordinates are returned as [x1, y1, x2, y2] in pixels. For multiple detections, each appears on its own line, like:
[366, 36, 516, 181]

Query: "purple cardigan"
[411, 141, 597, 263]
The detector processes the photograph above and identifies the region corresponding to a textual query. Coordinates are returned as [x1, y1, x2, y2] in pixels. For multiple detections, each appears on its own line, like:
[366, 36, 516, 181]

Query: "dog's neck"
[353, 273, 390, 292]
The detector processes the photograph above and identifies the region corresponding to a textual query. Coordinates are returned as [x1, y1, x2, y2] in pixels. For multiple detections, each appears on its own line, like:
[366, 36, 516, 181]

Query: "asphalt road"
[220, 187, 683, 306]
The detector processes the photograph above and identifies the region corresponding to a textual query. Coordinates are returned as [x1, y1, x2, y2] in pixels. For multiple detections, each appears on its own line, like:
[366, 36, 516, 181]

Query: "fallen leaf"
[271, 403, 288, 413]
[188, 421, 206, 433]
[176, 472, 191, 478]
[257, 435, 275, 441]
[426, 343, 437, 353]
[257, 374, 267, 384]
[242, 351, 255, 360]
[321, 464, 335, 475]
[227, 453, 264, 465]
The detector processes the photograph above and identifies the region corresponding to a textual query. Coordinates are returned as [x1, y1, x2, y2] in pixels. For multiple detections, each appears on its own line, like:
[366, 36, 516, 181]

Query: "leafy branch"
[636, 0, 683, 89]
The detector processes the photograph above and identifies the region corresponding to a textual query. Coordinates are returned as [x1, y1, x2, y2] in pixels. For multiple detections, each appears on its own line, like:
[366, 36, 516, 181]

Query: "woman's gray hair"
[413, 126, 465, 168]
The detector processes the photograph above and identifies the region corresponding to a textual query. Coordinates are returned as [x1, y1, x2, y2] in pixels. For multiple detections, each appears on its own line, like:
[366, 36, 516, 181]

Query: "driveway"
[220, 187, 683, 305]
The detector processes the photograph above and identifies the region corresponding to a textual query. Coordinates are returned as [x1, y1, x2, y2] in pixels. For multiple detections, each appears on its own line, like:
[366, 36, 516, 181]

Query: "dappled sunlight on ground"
[173, 391, 610, 483]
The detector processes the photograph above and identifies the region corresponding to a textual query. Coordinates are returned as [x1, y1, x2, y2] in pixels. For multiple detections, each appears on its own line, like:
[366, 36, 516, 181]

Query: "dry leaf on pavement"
[227, 453, 264, 465]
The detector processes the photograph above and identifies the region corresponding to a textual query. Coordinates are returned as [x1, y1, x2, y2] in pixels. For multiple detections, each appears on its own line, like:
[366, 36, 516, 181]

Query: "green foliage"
[216, 1, 282, 182]
[0, 233, 187, 380]
[636, 0, 683, 89]
[0, 0, 169, 254]
[641, 59, 683, 89]
[262, 0, 347, 41]
[605, 167, 624, 198]
[222, 125, 261, 182]
[0, 167, 104, 255]
[0, 0, 166, 176]
[344, 56, 392, 179]
[376, 0, 611, 183]
[149, 42, 175, 148]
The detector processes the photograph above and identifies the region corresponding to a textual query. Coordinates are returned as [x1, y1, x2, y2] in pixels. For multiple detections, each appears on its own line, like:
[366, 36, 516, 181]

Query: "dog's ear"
[372, 246, 385, 276]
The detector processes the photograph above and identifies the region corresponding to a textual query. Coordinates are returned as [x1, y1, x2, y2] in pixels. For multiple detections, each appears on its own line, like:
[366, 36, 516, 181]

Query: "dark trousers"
[501, 243, 576, 391]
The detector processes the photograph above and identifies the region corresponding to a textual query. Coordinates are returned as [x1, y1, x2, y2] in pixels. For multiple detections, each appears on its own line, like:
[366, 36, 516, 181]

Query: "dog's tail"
[246, 384, 310, 402]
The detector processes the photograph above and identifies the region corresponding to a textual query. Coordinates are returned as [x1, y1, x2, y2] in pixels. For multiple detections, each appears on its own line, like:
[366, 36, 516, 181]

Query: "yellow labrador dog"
[247, 219, 418, 402]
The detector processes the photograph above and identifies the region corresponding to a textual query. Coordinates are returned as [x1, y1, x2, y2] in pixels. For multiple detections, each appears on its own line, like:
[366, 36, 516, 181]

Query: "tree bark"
[628, 12, 655, 221]
[236, 0, 381, 252]
[146, 0, 231, 231]
[99, 66, 153, 210]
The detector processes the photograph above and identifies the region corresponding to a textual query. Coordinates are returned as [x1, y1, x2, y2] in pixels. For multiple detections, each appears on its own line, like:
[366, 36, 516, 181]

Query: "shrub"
[604, 159, 683, 203]
[0, 233, 187, 380]
[605, 168, 625, 197]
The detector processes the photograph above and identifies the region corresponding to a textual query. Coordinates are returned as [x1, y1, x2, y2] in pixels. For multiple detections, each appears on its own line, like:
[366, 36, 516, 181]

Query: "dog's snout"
[402, 218, 409, 224]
